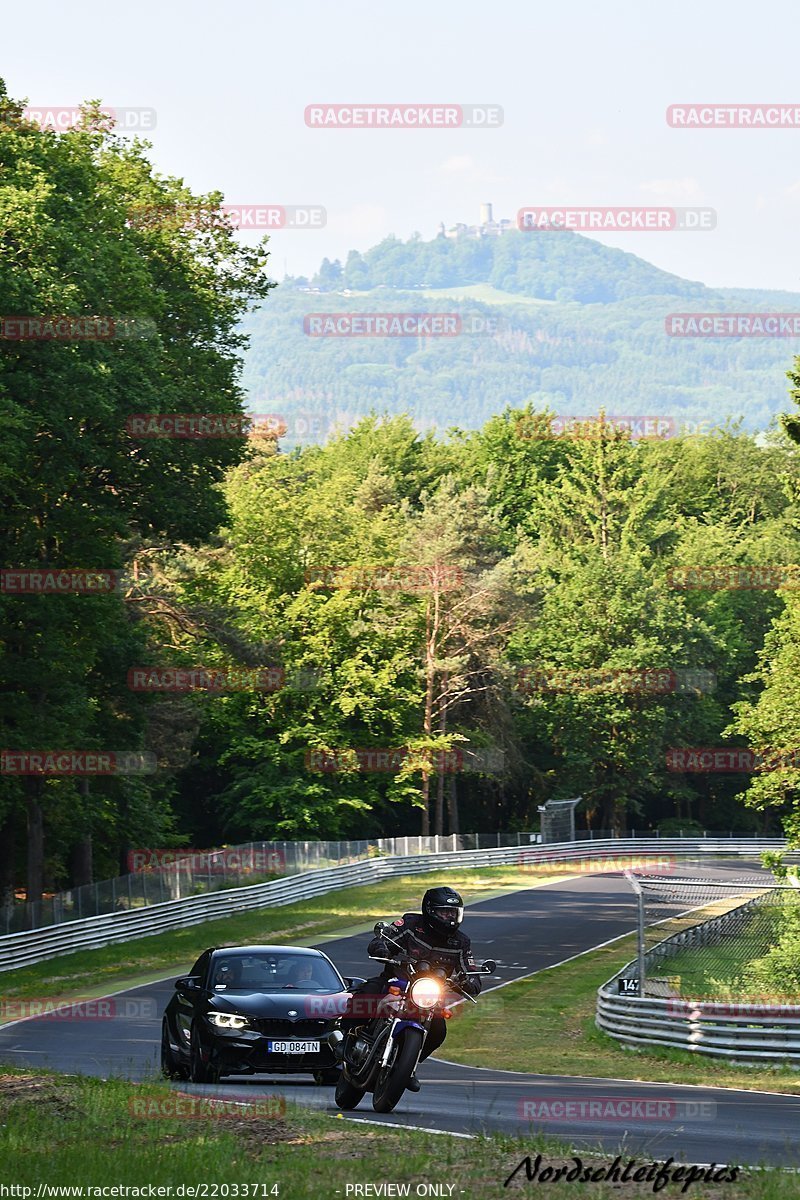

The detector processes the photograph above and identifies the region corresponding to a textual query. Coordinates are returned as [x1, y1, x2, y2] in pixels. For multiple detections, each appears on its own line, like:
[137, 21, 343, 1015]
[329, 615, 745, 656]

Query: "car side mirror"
[483, 960, 497, 974]
[343, 977, 367, 990]
[174, 976, 198, 990]
[373, 921, 386, 933]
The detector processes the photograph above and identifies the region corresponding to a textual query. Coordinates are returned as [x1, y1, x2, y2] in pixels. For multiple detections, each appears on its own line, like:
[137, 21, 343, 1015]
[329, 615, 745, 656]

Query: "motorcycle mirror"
[483, 960, 497, 974]
[373, 921, 386, 933]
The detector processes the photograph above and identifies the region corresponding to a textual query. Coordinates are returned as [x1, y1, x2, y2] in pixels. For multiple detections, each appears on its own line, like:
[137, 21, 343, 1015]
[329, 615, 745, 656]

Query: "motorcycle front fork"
[379, 1016, 428, 1075]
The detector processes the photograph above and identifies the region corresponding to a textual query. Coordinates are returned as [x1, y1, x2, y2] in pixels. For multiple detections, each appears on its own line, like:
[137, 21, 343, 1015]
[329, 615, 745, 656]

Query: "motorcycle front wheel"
[372, 1027, 424, 1113]
[334, 1073, 366, 1110]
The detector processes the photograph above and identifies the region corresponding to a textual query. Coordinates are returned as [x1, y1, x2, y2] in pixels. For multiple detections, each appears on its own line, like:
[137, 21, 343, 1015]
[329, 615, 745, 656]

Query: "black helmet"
[422, 886, 464, 934]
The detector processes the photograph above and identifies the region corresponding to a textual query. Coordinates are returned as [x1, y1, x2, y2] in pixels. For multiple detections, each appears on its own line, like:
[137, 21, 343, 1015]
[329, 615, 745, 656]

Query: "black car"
[161, 945, 363, 1085]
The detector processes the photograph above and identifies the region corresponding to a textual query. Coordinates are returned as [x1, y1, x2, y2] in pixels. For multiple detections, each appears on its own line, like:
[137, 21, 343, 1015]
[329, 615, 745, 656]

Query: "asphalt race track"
[2, 859, 798, 1167]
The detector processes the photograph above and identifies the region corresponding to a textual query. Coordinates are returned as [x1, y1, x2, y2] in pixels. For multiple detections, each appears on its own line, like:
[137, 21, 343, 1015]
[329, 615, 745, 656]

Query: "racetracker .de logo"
[128, 203, 325, 231]
[517, 853, 676, 875]
[1, 751, 156, 775]
[518, 207, 715, 231]
[128, 1094, 285, 1120]
[220, 205, 325, 230]
[515, 414, 675, 440]
[22, 106, 157, 131]
[666, 313, 800, 336]
[0, 997, 157, 1021]
[127, 848, 286, 874]
[128, 666, 285, 693]
[303, 313, 461, 337]
[126, 414, 269, 439]
[1, 570, 121, 594]
[667, 104, 800, 127]
[667, 565, 800, 590]
[518, 1096, 716, 1122]
[666, 747, 800, 772]
[0, 316, 156, 340]
[304, 747, 504, 774]
[303, 991, 471, 1020]
[304, 104, 502, 128]
[243, 410, 360, 442]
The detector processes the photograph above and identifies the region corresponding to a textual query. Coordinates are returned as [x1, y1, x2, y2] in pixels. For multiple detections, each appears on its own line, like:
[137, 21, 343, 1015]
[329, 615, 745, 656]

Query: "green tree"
[727, 591, 800, 840]
[0, 81, 273, 902]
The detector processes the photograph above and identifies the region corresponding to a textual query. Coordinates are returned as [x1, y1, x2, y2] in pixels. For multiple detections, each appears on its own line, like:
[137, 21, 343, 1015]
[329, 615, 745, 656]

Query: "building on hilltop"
[438, 202, 514, 240]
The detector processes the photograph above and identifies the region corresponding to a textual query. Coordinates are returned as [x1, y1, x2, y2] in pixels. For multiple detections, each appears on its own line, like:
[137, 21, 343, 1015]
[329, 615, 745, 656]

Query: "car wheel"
[314, 1068, 342, 1085]
[161, 1019, 189, 1080]
[190, 1025, 220, 1084]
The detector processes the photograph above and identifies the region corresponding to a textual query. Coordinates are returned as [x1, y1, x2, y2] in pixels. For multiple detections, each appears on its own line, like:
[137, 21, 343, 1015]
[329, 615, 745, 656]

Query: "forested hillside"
[242, 230, 798, 438]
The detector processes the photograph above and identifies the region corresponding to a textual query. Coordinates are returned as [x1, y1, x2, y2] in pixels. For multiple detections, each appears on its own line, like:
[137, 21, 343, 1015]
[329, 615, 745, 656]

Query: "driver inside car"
[213, 959, 242, 988]
[288, 960, 320, 987]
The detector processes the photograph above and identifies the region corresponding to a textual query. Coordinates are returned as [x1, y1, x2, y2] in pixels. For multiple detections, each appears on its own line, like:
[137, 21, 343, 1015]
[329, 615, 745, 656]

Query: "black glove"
[367, 931, 401, 959]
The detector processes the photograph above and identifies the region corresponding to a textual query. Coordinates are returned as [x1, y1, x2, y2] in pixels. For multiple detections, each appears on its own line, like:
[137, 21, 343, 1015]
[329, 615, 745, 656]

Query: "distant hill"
[241, 228, 800, 443]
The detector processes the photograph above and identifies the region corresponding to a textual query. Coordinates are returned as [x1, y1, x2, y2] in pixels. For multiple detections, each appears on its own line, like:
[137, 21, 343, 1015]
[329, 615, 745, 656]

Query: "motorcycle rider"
[335, 886, 482, 1091]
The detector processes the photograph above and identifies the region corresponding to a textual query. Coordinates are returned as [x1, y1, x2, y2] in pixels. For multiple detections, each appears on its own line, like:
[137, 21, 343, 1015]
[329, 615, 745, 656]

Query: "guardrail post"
[624, 871, 646, 997]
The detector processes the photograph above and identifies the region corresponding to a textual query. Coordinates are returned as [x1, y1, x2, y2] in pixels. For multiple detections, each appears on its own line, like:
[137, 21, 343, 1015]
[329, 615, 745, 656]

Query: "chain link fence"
[5, 828, 776, 935]
[621, 871, 800, 1002]
[4, 830, 543, 934]
[538, 796, 582, 842]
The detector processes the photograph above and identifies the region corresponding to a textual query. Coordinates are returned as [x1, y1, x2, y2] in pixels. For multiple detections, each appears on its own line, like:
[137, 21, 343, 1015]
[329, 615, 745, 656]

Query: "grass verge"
[444, 933, 800, 1093]
[0, 1067, 792, 1198]
[0, 866, 573, 1007]
[664, 936, 769, 999]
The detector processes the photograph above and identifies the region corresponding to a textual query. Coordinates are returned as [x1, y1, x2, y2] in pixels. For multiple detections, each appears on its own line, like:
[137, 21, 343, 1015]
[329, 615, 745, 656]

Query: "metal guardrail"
[0, 847, 507, 972]
[597, 866, 800, 1063]
[596, 990, 800, 1062]
[7, 827, 765, 935]
[7, 830, 541, 935]
[0, 836, 785, 974]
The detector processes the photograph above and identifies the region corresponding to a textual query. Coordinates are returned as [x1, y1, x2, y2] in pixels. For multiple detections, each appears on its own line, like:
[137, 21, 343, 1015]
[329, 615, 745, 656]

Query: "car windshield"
[209, 952, 342, 992]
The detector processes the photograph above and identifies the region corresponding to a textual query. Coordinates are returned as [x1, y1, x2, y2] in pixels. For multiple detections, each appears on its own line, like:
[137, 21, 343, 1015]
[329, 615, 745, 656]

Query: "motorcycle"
[330, 921, 496, 1113]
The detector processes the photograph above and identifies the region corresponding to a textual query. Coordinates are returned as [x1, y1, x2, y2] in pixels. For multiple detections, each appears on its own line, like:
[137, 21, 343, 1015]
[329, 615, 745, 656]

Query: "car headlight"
[409, 977, 443, 1010]
[206, 1012, 251, 1029]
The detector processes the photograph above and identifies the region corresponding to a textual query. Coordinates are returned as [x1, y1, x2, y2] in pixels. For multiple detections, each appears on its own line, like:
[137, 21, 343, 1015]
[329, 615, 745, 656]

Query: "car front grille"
[250, 1018, 330, 1037]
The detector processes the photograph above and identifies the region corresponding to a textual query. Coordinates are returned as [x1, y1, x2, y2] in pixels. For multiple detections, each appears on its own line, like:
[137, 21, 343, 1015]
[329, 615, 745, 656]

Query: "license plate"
[267, 1039, 319, 1054]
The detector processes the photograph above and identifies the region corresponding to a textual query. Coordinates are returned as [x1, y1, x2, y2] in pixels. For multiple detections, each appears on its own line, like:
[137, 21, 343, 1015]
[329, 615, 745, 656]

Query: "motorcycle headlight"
[409, 977, 443, 1010]
[207, 1012, 251, 1030]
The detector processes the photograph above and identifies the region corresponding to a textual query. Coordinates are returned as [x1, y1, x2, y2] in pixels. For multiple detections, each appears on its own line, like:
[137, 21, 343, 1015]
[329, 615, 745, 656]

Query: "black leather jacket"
[368, 911, 482, 996]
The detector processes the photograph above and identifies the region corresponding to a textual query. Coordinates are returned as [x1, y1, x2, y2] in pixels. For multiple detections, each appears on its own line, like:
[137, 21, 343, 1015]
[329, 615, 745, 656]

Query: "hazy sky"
[5, 0, 800, 290]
